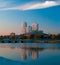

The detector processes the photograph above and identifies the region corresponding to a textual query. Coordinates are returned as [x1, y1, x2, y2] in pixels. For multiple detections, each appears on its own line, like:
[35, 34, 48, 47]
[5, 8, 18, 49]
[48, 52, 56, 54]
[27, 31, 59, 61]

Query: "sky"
[0, 0, 60, 35]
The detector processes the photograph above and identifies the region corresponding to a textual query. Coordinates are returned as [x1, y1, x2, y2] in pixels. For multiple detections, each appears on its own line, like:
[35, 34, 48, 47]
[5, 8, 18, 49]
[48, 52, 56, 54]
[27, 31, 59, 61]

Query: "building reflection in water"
[20, 48, 26, 61]
[0, 43, 59, 62]
[32, 49, 38, 59]
[0, 45, 43, 61]
[20, 47, 44, 61]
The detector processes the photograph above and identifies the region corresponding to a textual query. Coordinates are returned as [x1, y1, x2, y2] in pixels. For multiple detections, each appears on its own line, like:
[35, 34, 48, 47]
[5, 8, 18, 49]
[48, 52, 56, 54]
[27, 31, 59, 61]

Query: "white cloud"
[19, 1, 60, 10]
[0, 1, 60, 11]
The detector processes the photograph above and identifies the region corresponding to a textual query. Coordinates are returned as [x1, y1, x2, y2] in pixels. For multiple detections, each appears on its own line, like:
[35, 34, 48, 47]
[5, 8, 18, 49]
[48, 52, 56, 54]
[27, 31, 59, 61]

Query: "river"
[0, 43, 60, 65]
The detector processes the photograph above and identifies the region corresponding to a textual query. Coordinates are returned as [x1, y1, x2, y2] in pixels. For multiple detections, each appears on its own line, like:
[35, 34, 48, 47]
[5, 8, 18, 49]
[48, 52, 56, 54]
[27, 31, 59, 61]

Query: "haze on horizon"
[0, 0, 60, 35]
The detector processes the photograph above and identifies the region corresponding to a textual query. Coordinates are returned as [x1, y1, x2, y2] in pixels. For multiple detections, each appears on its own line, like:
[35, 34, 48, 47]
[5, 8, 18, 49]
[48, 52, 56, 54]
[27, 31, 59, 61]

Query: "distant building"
[26, 26, 29, 33]
[21, 22, 27, 34]
[29, 26, 32, 32]
[21, 22, 39, 34]
[26, 26, 32, 33]
[10, 33, 15, 38]
[32, 23, 38, 31]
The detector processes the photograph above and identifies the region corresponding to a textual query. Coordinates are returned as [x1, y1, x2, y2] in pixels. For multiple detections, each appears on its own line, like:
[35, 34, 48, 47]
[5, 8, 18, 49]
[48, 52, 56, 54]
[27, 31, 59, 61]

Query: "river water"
[0, 43, 60, 65]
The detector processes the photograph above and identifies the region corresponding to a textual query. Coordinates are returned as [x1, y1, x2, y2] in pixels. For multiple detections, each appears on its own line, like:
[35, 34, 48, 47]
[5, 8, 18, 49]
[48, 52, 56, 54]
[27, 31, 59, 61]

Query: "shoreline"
[0, 39, 60, 43]
[33, 39, 60, 43]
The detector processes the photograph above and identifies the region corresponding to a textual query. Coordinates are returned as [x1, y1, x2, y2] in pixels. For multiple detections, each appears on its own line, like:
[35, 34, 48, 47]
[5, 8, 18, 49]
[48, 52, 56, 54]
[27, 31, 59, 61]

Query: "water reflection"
[0, 46, 44, 61]
[0, 44, 60, 65]
[0, 47, 21, 61]
[20, 47, 44, 61]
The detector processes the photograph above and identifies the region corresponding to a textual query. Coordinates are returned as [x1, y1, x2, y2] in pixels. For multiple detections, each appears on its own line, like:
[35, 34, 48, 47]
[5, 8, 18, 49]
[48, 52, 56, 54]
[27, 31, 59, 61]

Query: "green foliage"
[32, 30, 37, 32]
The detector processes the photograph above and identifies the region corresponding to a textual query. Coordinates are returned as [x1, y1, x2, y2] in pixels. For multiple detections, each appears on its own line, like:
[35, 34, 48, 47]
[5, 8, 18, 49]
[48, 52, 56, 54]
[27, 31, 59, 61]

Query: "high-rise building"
[26, 26, 32, 33]
[21, 22, 38, 34]
[21, 22, 27, 34]
[32, 23, 38, 31]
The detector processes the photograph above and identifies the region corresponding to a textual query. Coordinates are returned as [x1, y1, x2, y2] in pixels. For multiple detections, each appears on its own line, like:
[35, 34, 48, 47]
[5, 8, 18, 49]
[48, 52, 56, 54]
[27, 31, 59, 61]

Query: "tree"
[50, 34, 56, 39]
[56, 34, 60, 39]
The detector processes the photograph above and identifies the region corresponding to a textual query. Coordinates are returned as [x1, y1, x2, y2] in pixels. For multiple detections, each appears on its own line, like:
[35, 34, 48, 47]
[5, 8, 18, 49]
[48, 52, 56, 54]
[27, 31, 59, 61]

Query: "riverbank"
[0, 39, 60, 43]
[33, 39, 60, 43]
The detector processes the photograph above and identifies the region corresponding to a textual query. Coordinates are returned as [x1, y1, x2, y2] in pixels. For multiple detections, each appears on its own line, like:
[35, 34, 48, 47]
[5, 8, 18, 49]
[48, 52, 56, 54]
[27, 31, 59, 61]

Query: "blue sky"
[0, 0, 60, 35]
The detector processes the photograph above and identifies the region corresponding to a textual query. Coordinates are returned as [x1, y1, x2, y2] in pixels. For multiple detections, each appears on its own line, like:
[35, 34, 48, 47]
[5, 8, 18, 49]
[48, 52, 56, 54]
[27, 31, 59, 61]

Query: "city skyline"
[21, 22, 38, 34]
[0, 0, 60, 35]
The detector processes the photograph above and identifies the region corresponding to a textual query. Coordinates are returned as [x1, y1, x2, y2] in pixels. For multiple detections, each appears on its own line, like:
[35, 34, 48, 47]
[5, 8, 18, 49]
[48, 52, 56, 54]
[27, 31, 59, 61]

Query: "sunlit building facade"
[26, 26, 32, 33]
[32, 23, 38, 31]
[21, 22, 27, 34]
[21, 22, 39, 34]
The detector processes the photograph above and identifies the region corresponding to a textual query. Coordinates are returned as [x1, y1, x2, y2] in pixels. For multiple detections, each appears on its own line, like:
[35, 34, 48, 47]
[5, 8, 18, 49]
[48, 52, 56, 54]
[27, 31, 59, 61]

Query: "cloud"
[0, 1, 60, 11]
[19, 1, 60, 10]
